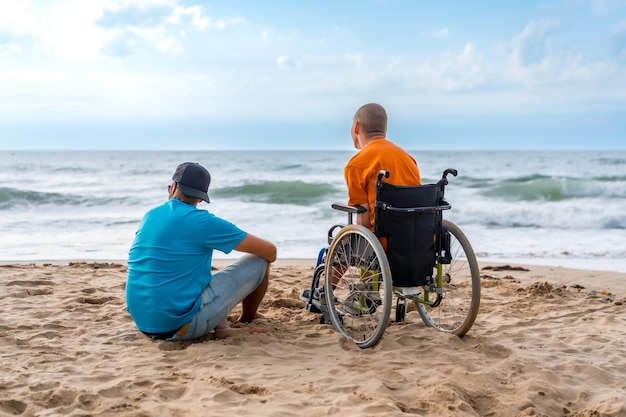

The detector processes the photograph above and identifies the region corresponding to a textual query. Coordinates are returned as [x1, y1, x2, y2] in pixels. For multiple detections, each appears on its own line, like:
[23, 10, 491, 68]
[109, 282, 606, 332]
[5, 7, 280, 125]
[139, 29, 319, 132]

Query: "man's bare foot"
[214, 326, 268, 339]
[238, 311, 266, 323]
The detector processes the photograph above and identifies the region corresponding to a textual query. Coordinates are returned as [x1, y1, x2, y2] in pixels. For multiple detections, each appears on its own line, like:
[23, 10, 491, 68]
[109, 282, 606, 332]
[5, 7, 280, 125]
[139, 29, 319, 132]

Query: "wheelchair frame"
[302, 168, 481, 349]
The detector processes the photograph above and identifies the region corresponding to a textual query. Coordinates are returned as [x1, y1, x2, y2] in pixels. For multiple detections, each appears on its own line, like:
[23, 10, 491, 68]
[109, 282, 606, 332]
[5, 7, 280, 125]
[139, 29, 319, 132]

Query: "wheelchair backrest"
[376, 181, 440, 209]
[374, 178, 442, 288]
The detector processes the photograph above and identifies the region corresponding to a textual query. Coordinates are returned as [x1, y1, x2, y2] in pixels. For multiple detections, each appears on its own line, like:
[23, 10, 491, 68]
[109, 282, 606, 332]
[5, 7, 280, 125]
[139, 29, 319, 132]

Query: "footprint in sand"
[209, 376, 268, 395]
[0, 399, 27, 415]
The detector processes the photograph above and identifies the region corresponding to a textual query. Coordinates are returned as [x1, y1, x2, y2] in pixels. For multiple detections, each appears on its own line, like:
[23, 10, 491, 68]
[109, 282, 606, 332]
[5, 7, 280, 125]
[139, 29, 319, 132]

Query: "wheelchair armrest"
[331, 202, 367, 214]
[331, 202, 366, 226]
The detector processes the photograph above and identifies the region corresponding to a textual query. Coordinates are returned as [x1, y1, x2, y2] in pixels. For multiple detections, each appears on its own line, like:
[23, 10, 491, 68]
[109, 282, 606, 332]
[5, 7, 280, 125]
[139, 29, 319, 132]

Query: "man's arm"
[344, 165, 371, 228]
[234, 233, 277, 263]
[355, 204, 371, 228]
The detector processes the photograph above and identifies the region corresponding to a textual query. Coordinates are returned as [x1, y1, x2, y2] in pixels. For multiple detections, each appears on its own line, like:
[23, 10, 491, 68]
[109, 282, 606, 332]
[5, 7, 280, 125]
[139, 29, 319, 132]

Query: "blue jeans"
[170, 254, 267, 341]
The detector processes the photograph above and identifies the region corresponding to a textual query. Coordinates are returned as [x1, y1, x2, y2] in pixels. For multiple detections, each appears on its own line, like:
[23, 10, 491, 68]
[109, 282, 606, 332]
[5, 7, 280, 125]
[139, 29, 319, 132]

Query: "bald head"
[354, 103, 387, 138]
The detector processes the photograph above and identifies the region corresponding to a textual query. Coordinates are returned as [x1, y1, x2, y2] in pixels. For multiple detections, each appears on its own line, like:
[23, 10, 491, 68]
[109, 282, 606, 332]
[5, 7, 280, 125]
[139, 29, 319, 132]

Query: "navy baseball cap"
[172, 162, 211, 203]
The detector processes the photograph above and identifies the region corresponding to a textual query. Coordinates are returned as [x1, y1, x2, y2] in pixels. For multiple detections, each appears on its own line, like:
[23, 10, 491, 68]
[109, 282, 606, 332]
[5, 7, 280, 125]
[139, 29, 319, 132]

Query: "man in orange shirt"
[344, 103, 421, 230]
[303, 104, 422, 314]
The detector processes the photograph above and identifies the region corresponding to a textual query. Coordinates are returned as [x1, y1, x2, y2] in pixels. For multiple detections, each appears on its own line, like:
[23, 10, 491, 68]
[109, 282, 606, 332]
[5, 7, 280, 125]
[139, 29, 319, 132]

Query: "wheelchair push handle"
[439, 168, 458, 188]
[442, 168, 458, 179]
[378, 169, 457, 184]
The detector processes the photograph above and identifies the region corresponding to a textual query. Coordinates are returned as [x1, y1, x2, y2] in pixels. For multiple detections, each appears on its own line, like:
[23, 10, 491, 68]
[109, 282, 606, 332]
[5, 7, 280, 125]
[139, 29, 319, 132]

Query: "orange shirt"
[344, 138, 421, 229]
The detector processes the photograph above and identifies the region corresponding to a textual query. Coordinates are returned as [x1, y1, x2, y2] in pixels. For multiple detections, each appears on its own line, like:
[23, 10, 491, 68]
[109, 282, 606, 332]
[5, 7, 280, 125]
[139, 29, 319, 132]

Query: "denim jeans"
[169, 254, 267, 341]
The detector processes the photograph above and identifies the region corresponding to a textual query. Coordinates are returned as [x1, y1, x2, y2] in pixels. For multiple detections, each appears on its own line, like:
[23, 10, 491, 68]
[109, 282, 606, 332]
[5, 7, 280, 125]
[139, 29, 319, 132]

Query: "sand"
[0, 259, 625, 417]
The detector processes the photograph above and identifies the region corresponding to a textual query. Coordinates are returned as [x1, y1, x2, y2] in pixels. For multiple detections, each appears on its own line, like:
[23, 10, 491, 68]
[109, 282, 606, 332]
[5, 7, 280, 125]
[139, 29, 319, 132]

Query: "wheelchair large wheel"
[324, 225, 393, 349]
[415, 219, 480, 336]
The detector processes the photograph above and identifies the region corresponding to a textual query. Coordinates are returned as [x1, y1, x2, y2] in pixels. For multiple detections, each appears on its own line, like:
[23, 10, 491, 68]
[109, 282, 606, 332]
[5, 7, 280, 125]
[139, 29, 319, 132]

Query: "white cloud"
[333, 43, 487, 96]
[1, 1, 625, 128]
[0, 0, 246, 61]
[498, 17, 626, 99]
[169, 6, 209, 30]
[510, 19, 561, 67]
[42, 0, 113, 61]
[0, 0, 40, 35]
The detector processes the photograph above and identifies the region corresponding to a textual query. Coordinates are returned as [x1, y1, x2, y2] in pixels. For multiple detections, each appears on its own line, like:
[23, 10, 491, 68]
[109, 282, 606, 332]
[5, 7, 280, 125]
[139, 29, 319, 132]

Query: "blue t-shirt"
[126, 198, 247, 333]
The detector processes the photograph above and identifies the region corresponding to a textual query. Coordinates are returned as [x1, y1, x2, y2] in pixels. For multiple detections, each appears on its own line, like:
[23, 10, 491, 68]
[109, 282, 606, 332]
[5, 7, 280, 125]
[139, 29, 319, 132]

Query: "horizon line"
[1, 148, 625, 152]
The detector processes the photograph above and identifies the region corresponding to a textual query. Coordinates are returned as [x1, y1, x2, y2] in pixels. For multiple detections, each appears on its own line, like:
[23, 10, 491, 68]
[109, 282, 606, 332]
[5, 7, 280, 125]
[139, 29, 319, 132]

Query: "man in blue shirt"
[126, 162, 277, 340]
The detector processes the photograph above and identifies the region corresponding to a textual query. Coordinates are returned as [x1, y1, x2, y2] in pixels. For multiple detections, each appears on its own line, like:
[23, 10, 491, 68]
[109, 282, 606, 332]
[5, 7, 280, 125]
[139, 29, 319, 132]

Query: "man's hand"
[356, 204, 371, 228]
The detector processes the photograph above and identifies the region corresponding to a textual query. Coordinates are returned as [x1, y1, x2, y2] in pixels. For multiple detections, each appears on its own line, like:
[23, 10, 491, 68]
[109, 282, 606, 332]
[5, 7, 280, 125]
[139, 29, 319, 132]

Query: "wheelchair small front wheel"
[415, 219, 480, 336]
[324, 224, 392, 349]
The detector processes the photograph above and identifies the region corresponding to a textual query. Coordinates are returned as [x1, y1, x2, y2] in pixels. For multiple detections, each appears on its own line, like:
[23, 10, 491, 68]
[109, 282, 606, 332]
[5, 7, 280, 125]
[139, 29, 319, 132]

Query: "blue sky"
[1, 0, 625, 150]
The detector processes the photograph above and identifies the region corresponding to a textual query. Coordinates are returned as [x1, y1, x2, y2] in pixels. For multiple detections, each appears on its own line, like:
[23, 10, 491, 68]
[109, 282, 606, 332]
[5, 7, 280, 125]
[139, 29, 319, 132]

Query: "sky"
[1, 0, 625, 151]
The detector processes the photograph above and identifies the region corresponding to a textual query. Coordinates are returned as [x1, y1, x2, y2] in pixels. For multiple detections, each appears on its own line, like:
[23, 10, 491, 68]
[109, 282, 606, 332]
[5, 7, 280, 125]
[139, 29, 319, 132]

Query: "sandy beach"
[1, 259, 625, 417]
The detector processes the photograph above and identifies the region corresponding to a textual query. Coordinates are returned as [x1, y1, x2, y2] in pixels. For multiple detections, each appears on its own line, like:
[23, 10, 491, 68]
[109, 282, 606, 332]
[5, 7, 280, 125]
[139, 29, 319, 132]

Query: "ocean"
[1, 150, 625, 272]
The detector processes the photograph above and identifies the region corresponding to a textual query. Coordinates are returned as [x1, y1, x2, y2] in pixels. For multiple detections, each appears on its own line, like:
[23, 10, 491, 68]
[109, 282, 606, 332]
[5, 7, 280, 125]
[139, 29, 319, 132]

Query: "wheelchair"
[301, 168, 480, 348]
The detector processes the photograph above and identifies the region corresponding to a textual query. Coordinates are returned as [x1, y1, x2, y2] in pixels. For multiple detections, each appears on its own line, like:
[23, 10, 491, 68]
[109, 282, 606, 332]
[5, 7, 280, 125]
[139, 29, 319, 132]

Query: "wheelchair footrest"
[300, 289, 322, 314]
[300, 288, 342, 325]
